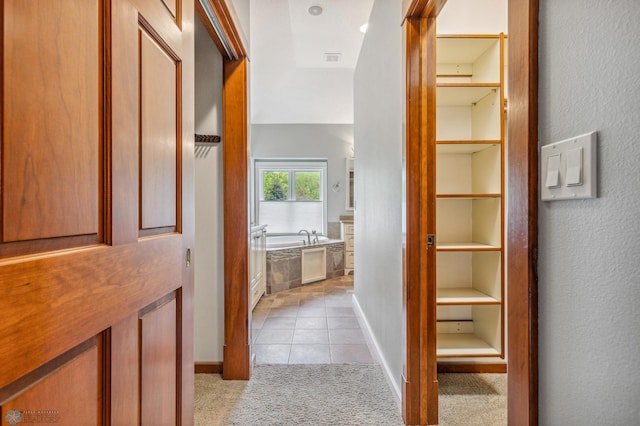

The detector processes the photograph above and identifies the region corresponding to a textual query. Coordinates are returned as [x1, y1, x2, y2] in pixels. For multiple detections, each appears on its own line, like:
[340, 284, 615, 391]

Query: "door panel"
[140, 296, 178, 425]
[139, 26, 179, 232]
[2, 0, 100, 244]
[0, 0, 194, 423]
[1, 338, 102, 425]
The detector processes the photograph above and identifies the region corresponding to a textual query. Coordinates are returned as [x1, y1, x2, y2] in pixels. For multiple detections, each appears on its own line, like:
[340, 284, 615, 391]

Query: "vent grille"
[324, 53, 341, 63]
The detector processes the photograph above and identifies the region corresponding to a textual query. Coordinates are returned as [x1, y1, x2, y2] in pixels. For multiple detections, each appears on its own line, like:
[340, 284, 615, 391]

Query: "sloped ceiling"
[250, 0, 374, 124]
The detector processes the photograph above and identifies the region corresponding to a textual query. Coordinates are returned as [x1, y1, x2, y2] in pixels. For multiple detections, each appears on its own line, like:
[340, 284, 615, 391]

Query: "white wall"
[230, 0, 250, 54]
[251, 124, 354, 224]
[194, 17, 225, 362]
[353, 0, 404, 398]
[437, 0, 506, 34]
[249, 0, 354, 124]
[538, 1, 640, 423]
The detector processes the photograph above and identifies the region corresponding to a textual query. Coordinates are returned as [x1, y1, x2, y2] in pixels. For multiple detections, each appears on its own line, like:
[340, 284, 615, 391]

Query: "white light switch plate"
[540, 131, 597, 201]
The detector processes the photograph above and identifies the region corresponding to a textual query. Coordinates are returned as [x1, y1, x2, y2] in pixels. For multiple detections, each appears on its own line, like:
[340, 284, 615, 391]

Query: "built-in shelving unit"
[435, 34, 506, 361]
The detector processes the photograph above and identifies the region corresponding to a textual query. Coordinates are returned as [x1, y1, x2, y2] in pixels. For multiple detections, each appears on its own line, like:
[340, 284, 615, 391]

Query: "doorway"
[402, 0, 538, 424]
[198, 0, 538, 423]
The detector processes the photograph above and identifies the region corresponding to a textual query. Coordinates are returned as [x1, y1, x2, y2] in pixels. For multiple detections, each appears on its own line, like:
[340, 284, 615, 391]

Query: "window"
[255, 159, 327, 234]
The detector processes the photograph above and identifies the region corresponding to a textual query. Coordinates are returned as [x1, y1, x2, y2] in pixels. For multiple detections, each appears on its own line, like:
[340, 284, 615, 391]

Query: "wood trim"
[402, 14, 438, 426]
[195, 0, 247, 60]
[437, 363, 507, 374]
[403, 0, 447, 21]
[436, 34, 507, 39]
[194, 362, 223, 374]
[507, 0, 539, 424]
[180, 1, 196, 423]
[195, 1, 250, 383]
[222, 57, 250, 380]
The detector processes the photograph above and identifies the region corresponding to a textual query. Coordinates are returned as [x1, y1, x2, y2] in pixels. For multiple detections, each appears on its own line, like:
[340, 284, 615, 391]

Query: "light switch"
[566, 147, 583, 186]
[545, 154, 561, 188]
[540, 131, 597, 201]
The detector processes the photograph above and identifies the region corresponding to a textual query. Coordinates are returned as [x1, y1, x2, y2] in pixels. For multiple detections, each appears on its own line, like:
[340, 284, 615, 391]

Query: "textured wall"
[353, 0, 404, 399]
[538, 1, 640, 423]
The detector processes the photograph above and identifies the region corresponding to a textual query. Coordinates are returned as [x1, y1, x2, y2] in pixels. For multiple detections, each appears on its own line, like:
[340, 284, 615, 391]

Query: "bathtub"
[266, 234, 330, 249]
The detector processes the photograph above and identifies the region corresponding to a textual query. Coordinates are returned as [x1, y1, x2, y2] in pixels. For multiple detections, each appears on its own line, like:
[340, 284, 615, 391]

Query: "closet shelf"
[437, 333, 502, 358]
[436, 142, 500, 155]
[437, 193, 501, 199]
[437, 242, 501, 251]
[437, 82, 500, 88]
[437, 288, 500, 305]
[436, 85, 500, 106]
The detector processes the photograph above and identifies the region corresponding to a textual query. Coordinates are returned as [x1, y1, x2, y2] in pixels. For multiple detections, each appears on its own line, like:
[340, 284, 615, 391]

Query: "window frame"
[253, 158, 328, 236]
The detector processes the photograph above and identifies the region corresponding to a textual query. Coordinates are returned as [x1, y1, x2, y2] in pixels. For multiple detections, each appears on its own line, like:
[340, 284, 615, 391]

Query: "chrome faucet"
[298, 229, 311, 245]
[311, 230, 319, 245]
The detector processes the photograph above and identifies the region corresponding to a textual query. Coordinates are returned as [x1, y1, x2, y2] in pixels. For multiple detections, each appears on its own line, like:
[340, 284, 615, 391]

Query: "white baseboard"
[352, 294, 402, 406]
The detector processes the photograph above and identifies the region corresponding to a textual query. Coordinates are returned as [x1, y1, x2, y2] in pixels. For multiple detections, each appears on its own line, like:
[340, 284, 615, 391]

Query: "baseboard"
[437, 362, 507, 374]
[351, 294, 402, 407]
[194, 361, 223, 374]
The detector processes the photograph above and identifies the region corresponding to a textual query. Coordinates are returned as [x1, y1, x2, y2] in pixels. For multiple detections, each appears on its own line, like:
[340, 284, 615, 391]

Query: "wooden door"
[0, 0, 195, 424]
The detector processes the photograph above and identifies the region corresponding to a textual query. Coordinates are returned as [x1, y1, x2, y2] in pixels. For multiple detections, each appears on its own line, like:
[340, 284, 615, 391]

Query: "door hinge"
[427, 234, 436, 248]
[186, 248, 191, 267]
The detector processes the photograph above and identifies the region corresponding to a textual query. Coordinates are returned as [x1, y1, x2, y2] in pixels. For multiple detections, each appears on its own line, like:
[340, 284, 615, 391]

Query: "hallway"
[251, 275, 375, 365]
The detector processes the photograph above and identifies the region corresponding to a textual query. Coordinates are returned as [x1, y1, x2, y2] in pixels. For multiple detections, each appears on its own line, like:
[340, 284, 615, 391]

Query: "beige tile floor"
[251, 275, 375, 365]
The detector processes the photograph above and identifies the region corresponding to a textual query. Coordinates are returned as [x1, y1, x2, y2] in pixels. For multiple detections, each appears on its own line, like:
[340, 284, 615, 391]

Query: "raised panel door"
[0, 0, 194, 424]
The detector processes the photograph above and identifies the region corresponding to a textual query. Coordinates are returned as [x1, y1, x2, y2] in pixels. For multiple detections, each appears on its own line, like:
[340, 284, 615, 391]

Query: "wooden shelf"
[437, 288, 500, 305]
[436, 242, 500, 251]
[436, 142, 500, 154]
[437, 194, 500, 199]
[436, 36, 501, 64]
[437, 333, 502, 358]
[436, 84, 500, 106]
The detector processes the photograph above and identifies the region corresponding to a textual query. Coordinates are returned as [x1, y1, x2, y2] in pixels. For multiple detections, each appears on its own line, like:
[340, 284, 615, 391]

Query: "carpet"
[195, 369, 507, 426]
[195, 374, 247, 426]
[438, 373, 507, 426]
[225, 364, 404, 426]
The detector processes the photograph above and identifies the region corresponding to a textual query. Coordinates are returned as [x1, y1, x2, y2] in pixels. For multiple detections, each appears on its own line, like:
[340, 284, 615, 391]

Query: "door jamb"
[402, 0, 539, 424]
[196, 0, 251, 380]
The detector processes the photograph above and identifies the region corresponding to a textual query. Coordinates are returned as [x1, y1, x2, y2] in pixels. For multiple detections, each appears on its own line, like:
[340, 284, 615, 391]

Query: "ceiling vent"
[324, 53, 341, 63]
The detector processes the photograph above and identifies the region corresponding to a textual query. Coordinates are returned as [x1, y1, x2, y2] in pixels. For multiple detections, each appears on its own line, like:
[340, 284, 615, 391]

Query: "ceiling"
[287, 0, 374, 69]
[249, 0, 375, 124]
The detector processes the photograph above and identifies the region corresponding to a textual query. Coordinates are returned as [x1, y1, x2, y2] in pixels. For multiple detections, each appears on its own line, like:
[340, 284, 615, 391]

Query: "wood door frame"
[195, 0, 250, 380]
[402, 0, 539, 424]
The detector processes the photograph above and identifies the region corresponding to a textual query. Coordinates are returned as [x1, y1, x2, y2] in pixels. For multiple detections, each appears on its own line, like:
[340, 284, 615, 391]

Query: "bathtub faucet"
[298, 229, 311, 245]
[311, 230, 319, 245]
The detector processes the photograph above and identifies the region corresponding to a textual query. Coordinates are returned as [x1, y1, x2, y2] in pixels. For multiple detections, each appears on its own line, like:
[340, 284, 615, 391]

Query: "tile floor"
[251, 275, 375, 365]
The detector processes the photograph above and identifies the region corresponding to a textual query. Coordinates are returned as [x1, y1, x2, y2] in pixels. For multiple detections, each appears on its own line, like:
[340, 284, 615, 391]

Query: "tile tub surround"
[327, 222, 341, 239]
[251, 276, 375, 365]
[266, 241, 344, 294]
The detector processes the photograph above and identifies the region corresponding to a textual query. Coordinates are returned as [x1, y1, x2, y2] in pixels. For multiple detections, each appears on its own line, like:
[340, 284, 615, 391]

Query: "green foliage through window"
[263, 171, 289, 201]
[294, 172, 321, 201]
[262, 170, 321, 201]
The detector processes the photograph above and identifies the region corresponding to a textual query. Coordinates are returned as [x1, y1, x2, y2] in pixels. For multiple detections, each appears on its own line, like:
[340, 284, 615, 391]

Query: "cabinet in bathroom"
[340, 217, 354, 275]
[435, 34, 506, 360]
[250, 225, 267, 310]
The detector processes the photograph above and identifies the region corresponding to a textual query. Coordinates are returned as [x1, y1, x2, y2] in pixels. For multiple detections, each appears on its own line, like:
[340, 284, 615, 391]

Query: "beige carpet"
[438, 373, 507, 425]
[195, 374, 247, 426]
[195, 370, 506, 425]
